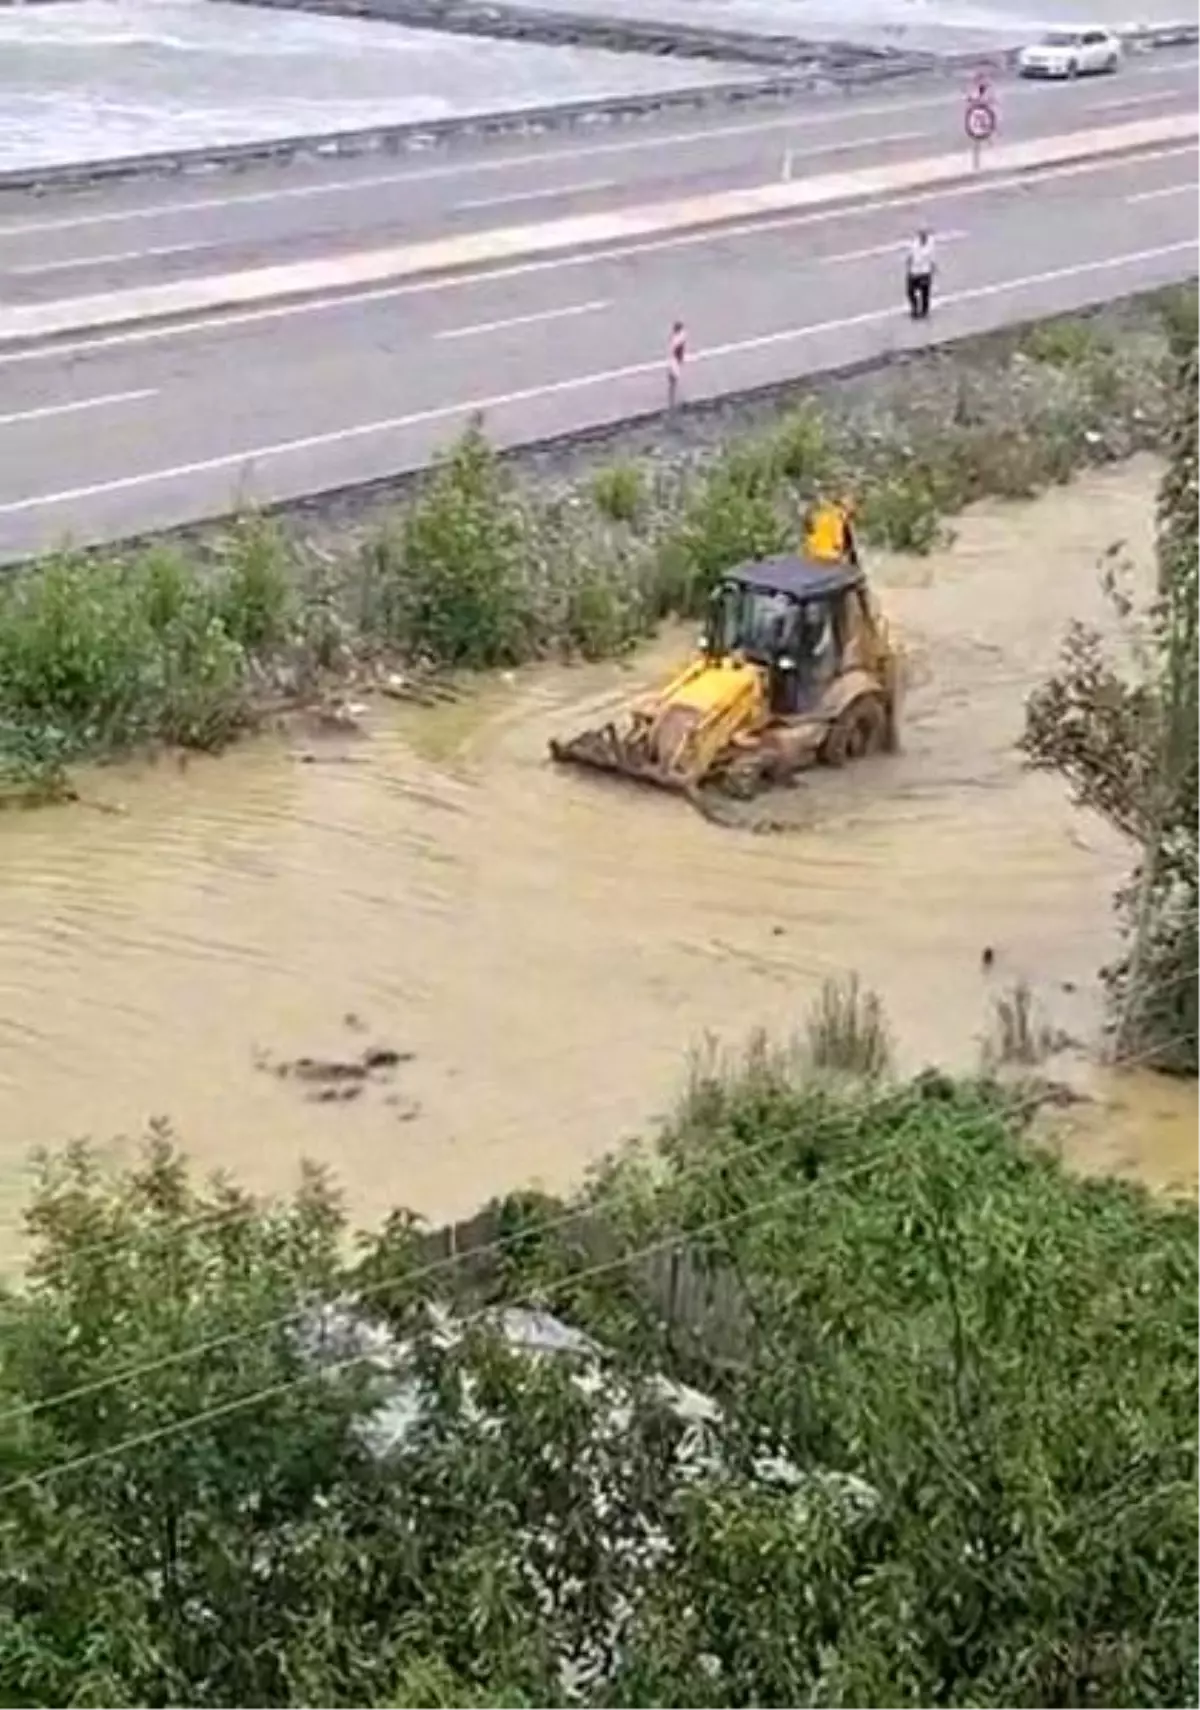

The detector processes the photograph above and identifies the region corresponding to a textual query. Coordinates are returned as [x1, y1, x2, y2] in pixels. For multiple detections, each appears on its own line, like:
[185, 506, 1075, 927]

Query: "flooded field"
[0, 456, 1194, 1254]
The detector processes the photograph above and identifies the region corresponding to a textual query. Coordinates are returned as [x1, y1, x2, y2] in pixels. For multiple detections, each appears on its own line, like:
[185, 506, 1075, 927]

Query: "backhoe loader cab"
[703, 559, 862, 715]
[549, 552, 899, 806]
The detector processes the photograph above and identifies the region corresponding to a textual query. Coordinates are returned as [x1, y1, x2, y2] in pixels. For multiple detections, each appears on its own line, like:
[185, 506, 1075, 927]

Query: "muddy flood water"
[0, 457, 1195, 1254]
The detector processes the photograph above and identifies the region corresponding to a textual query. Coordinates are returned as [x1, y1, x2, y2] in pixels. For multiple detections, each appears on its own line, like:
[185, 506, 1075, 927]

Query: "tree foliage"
[0, 1054, 1194, 1708]
[1023, 289, 1198, 1073]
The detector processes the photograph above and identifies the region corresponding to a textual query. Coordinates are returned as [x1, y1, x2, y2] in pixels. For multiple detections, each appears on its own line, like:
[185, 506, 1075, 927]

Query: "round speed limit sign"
[965, 99, 997, 142]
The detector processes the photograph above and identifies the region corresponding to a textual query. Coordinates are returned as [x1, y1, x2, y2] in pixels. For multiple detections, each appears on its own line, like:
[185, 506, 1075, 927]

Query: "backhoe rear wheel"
[823, 694, 888, 768]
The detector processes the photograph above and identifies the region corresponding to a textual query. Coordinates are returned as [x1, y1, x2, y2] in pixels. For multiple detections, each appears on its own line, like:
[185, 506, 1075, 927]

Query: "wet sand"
[0, 456, 1193, 1253]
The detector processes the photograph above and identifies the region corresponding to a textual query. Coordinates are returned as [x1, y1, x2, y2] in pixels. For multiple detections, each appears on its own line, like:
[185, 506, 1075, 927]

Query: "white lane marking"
[2, 241, 1193, 517]
[822, 228, 967, 263]
[1088, 90, 1181, 113]
[0, 388, 156, 428]
[436, 299, 610, 340]
[1126, 180, 1196, 201]
[0, 112, 954, 237]
[3, 144, 1192, 369]
[8, 240, 215, 277]
[0, 57, 1193, 238]
[0, 121, 932, 246]
[452, 130, 937, 212]
[455, 178, 616, 211]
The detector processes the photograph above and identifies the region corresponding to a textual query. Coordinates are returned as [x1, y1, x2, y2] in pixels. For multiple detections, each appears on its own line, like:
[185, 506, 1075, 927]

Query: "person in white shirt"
[905, 229, 936, 320]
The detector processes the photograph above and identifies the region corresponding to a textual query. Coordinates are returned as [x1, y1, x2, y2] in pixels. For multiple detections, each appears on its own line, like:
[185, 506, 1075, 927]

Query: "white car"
[1017, 26, 1122, 77]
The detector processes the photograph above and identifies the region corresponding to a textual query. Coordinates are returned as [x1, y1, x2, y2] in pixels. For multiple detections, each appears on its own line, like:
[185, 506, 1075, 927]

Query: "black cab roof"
[719, 554, 863, 601]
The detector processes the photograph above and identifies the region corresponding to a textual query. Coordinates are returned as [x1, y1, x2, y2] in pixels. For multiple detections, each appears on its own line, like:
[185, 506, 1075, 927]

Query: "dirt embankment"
[0, 457, 1193, 1264]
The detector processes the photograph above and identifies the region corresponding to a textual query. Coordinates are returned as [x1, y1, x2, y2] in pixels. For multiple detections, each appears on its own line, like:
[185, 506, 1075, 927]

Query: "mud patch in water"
[0, 457, 1193, 1256]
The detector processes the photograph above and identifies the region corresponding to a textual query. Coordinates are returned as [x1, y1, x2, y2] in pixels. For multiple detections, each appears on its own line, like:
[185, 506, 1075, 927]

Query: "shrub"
[1, 292, 1188, 792]
[1, 1025, 1195, 1709]
[212, 514, 295, 653]
[1021, 318, 1111, 367]
[769, 403, 832, 485]
[0, 549, 251, 757]
[590, 461, 646, 525]
[672, 457, 791, 597]
[372, 422, 539, 668]
[857, 468, 946, 554]
[0, 721, 74, 808]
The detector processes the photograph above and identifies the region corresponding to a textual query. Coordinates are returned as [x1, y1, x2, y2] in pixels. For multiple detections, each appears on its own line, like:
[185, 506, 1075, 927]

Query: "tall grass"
[802, 972, 893, 1078]
[983, 979, 1060, 1068]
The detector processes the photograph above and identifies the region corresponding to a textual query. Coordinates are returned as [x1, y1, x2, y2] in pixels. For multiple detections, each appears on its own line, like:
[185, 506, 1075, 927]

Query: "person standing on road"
[667, 319, 687, 410]
[905, 228, 936, 320]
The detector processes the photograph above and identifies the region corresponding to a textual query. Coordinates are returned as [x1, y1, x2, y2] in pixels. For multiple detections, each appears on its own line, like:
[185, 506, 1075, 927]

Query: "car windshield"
[1040, 29, 1084, 44]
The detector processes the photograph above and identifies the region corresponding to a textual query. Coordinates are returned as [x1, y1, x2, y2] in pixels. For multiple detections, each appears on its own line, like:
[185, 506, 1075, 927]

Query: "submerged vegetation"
[0, 984, 1194, 1707]
[0, 292, 1185, 804]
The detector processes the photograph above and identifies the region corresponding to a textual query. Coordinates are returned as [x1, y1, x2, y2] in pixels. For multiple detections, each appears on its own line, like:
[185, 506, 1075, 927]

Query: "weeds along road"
[0, 50, 1195, 559]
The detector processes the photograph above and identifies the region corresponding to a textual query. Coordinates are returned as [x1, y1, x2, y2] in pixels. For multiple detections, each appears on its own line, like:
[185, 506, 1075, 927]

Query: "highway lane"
[0, 51, 1194, 300]
[0, 143, 1193, 560]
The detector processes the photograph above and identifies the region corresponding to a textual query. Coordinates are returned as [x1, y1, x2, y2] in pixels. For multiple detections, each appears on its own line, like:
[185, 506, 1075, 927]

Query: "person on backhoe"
[803, 495, 859, 566]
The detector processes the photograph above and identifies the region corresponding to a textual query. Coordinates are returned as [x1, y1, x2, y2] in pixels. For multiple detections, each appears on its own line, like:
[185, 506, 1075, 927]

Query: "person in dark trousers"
[905, 228, 936, 320]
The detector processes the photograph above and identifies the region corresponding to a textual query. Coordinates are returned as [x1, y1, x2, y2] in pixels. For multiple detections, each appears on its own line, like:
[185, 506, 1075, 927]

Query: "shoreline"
[1, 12, 1192, 195]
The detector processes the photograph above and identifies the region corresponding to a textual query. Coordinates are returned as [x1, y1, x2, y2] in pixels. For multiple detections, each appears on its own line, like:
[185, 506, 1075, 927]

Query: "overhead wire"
[1, 984, 1193, 1442]
[0, 1011, 1193, 1502]
[0, 1150, 902, 1502]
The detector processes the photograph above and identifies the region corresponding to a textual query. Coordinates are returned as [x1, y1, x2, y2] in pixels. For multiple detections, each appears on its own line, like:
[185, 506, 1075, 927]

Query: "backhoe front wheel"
[718, 752, 772, 800]
[823, 695, 888, 768]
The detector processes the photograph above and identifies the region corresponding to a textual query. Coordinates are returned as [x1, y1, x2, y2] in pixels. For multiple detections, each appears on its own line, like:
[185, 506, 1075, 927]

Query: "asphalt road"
[0, 50, 1194, 300]
[0, 58, 1195, 560]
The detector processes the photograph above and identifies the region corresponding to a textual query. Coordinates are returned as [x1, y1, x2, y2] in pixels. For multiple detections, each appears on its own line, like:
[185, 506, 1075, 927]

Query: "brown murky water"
[0, 457, 1194, 1252]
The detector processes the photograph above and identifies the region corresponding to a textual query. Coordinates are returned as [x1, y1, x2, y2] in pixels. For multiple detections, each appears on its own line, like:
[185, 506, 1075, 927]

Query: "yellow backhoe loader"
[548, 552, 900, 804]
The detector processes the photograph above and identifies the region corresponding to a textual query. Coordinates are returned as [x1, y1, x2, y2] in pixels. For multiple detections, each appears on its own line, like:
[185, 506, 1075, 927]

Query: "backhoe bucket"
[550, 660, 765, 796]
[548, 706, 700, 793]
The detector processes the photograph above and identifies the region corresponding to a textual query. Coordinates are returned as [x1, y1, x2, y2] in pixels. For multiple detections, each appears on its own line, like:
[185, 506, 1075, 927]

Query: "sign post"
[964, 94, 997, 170]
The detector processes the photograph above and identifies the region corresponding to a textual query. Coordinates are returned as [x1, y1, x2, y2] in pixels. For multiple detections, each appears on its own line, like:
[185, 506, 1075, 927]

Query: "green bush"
[0, 549, 251, 756]
[0, 1029, 1194, 1708]
[1022, 318, 1111, 367]
[1, 292, 1188, 792]
[589, 460, 646, 525]
[769, 403, 832, 484]
[372, 423, 539, 669]
[0, 721, 74, 807]
[672, 456, 791, 597]
[212, 514, 295, 652]
[857, 468, 946, 554]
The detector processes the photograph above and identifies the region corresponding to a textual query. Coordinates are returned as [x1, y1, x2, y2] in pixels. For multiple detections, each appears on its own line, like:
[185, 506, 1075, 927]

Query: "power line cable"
[0, 1151, 890, 1502]
[4, 996, 1192, 1439]
[1, 1018, 1193, 1501]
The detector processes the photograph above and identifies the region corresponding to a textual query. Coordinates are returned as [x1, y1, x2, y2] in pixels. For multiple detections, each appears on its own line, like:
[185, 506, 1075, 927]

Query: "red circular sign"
[965, 99, 997, 142]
